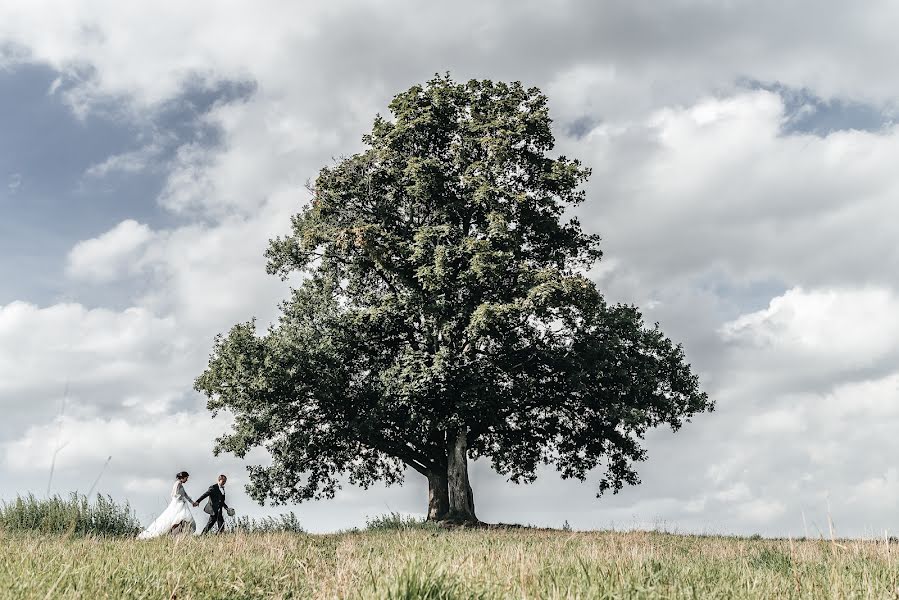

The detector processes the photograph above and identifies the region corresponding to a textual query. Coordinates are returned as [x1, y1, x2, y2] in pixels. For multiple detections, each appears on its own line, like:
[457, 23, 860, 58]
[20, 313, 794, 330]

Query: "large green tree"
[195, 75, 712, 523]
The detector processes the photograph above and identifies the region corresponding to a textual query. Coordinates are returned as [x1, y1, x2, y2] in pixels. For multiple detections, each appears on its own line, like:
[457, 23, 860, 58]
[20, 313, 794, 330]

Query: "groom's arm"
[195, 485, 215, 503]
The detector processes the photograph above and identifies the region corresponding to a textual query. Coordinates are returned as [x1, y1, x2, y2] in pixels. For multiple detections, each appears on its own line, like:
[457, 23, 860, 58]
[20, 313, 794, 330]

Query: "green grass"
[0, 493, 140, 537]
[232, 511, 305, 534]
[364, 511, 438, 532]
[1, 527, 899, 598]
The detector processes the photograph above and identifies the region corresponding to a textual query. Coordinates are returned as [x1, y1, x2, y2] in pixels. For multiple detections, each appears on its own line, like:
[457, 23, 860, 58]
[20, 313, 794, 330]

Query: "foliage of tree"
[195, 75, 712, 522]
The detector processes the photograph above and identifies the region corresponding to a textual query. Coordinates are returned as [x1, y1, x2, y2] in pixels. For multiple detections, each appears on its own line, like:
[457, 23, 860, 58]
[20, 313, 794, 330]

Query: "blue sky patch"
[0, 65, 255, 306]
[744, 80, 894, 136]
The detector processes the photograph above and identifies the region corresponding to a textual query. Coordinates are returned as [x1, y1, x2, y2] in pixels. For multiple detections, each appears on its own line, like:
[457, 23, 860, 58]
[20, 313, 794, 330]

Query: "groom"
[194, 474, 230, 534]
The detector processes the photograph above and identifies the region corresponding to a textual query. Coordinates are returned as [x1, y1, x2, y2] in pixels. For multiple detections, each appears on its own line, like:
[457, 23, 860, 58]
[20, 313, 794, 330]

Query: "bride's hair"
[175, 471, 189, 480]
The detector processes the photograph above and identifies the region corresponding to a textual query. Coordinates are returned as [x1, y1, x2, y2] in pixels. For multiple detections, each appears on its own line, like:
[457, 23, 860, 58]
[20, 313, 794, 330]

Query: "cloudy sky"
[2, 1, 899, 537]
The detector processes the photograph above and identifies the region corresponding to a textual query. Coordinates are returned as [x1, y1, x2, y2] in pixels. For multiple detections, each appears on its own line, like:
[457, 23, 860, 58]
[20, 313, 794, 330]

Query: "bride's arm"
[172, 482, 193, 503]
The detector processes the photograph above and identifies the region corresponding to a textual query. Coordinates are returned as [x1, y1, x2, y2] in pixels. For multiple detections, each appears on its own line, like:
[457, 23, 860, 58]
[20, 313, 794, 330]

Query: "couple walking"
[137, 472, 233, 539]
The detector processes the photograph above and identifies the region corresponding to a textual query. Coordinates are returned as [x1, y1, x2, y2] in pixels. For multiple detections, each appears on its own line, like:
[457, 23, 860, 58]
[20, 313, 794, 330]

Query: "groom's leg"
[202, 512, 218, 534]
[215, 510, 225, 533]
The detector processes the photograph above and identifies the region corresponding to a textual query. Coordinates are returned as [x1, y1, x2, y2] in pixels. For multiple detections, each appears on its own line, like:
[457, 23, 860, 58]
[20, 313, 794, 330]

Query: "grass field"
[3, 527, 899, 599]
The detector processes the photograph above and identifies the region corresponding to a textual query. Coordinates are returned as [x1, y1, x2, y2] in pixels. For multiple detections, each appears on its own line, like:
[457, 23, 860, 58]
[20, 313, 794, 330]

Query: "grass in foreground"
[2, 528, 899, 598]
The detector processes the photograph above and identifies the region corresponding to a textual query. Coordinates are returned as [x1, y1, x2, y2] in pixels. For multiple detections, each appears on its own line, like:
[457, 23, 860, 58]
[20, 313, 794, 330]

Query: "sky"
[2, 1, 899, 537]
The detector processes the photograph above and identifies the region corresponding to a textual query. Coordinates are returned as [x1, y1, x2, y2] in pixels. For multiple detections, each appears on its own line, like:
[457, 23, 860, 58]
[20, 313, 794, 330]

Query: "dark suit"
[196, 484, 229, 534]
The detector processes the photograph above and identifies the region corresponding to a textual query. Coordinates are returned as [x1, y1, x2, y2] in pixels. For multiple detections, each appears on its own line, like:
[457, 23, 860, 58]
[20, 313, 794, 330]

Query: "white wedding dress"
[137, 481, 197, 539]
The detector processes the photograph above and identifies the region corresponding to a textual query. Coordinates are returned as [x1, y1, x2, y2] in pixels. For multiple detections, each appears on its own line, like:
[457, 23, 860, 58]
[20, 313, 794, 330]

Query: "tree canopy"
[195, 75, 713, 522]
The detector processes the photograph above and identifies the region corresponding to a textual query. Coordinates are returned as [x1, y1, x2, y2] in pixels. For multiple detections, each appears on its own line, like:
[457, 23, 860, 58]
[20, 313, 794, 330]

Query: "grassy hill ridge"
[1, 527, 896, 599]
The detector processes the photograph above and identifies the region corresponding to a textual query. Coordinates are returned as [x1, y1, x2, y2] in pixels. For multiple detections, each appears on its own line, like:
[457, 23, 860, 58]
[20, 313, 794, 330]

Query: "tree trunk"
[446, 429, 477, 522]
[426, 470, 449, 521]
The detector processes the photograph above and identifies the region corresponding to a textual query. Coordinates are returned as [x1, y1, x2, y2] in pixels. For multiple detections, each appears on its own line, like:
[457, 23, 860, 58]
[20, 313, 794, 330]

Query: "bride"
[137, 471, 197, 539]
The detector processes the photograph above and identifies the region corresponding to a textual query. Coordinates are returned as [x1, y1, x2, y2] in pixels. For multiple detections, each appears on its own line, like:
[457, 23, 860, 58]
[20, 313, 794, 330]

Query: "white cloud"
[848, 469, 899, 510]
[3, 1, 899, 122]
[156, 142, 218, 215]
[3, 412, 225, 472]
[718, 287, 899, 393]
[738, 499, 787, 523]
[84, 143, 163, 178]
[722, 288, 899, 360]
[0, 300, 184, 396]
[66, 220, 156, 282]
[714, 483, 752, 503]
[745, 408, 805, 435]
[123, 477, 169, 495]
[570, 91, 899, 294]
[6, 172, 21, 194]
